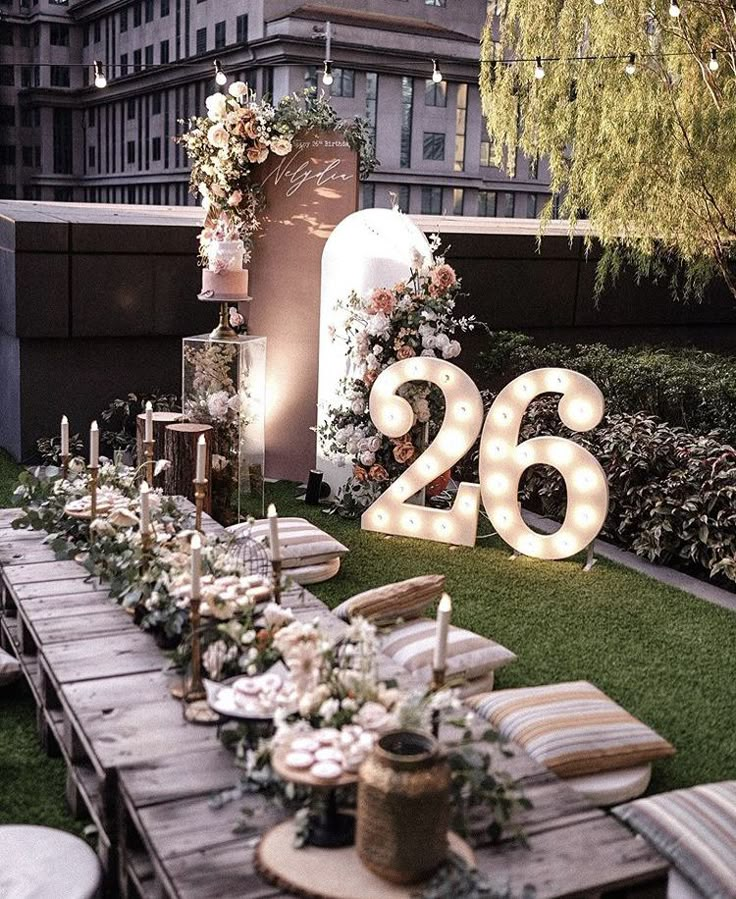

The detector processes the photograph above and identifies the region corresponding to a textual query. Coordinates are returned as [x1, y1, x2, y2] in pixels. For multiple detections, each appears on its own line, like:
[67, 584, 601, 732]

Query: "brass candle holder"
[271, 557, 283, 605]
[141, 525, 154, 556]
[184, 592, 206, 704]
[430, 667, 446, 739]
[60, 453, 70, 481]
[88, 465, 99, 520]
[143, 439, 155, 486]
[193, 478, 207, 532]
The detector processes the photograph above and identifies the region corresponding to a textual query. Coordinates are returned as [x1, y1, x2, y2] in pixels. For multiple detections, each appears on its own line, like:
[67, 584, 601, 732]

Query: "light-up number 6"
[361, 358, 484, 547]
[480, 368, 608, 560]
[362, 360, 609, 559]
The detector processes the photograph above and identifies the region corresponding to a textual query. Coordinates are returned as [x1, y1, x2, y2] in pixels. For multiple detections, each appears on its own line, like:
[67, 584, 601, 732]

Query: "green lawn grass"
[0, 453, 734, 834]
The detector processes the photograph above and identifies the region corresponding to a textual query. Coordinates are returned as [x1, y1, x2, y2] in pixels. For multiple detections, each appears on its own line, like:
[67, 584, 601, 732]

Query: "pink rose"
[364, 369, 378, 387]
[229, 307, 245, 328]
[396, 345, 416, 360]
[429, 263, 457, 296]
[247, 144, 268, 164]
[366, 288, 396, 316]
[228, 190, 243, 207]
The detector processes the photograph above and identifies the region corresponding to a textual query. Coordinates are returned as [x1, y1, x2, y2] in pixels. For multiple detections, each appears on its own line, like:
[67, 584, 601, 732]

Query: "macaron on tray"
[205, 670, 298, 720]
[64, 486, 126, 519]
[275, 725, 377, 784]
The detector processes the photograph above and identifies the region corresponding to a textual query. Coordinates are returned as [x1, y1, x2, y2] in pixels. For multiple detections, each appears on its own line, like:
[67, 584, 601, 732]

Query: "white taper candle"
[433, 593, 452, 672]
[267, 503, 281, 561]
[195, 434, 206, 482]
[61, 415, 69, 457]
[89, 421, 99, 468]
[145, 401, 153, 442]
[140, 480, 151, 534]
[190, 533, 202, 600]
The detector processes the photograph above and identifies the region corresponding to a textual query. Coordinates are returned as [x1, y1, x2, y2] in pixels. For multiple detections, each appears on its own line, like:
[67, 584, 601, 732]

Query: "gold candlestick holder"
[141, 526, 154, 556]
[88, 465, 99, 520]
[430, 666, 446, 738]
[271, 558, 283, 605]
[144, 439, 155, 486]
[193, 478, 207, 532]
[184, 593, 206, 703]
[60, 453, 70, 481]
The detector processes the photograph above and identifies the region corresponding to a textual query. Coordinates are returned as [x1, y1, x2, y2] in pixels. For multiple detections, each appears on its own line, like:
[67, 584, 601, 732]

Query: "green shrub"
[99, 391, 180, 455]
[475, 333, 736, 444]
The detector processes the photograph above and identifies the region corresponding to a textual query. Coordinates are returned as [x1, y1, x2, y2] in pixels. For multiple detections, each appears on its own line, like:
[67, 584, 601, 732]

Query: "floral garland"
[318, 235, 478, 514]
[178, 87, 377, 266]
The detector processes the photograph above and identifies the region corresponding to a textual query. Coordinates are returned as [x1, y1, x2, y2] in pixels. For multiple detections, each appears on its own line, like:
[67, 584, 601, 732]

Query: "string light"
[213, 59, 227, 86]
[93, 60, 107, 89]
[432, 59, 444, 83]
[322, 60, 334, 86]
[625, 53, 637, 75]
[593, 0, 605, 5]
[708, 48, 719, 71]
[669, 0, 681, 16]
[534, 56, 545, 79]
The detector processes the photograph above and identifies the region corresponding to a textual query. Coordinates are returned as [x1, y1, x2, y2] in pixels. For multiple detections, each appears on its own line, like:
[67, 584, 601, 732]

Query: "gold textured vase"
[356, 730, 451, 884]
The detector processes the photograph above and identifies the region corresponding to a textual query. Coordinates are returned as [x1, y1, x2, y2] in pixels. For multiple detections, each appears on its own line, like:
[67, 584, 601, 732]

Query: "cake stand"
[271, 741, 358, 848]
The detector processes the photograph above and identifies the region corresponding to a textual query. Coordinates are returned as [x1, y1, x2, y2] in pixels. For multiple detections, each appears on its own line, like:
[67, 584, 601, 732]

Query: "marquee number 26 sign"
[360, 359, 609, 560]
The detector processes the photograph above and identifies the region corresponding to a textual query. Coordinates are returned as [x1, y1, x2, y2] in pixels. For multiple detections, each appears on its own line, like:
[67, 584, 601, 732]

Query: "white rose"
[351, 398, 365, 415]
[205, 93, 228, 120]
[368, 435, 382, 452]
[262, 602, 295, 629]
[318, 698, 340, 721]
[443, 340, 461, 359]
[345, 438, 359, 454]
[359, 451, 375, 466]
[421, 349, 436, 357]
[228, 81, 248, 98]
[270, 136, 293, 156]
[355, 701, 392, 732]
[372, 345, 383, 356]
[207, 123, 228, 148]
[366, 312, 390, 338]
[414, 399, 431, 423]
[227, 394, 241, 413]
[434, 332, 450, 351]
[207, 390, 231, 420]
[422, 334, 436, 349]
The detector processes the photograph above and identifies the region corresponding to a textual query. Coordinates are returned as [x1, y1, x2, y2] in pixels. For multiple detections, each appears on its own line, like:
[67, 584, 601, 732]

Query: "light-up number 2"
[361, 360, 609, 559]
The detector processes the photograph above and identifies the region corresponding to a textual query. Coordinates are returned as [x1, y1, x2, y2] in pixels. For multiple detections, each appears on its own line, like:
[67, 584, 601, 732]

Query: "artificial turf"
[0, 454, 734, 835]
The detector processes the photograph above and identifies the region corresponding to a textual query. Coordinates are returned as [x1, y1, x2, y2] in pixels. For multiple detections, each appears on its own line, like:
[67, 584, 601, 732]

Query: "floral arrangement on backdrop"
[178, 86, 377, 266]
[319, 235, 479, 514]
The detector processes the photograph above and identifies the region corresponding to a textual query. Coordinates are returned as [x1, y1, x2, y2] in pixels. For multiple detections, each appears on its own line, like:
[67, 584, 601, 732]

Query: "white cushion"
[0, 648, 21, 686]
[228, 517, 348, 569]
[564, 764, 652, 806]
[668, 869, 704, 899]
[287, 556, 342, 585]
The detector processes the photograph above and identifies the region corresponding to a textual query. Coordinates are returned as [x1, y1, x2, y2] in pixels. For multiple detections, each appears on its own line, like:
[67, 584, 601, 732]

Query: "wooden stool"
[0, 825, 101, 898]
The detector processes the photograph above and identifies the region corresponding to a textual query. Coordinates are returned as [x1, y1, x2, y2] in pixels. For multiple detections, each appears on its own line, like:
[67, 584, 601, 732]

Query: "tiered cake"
[198, 239, 250, 301]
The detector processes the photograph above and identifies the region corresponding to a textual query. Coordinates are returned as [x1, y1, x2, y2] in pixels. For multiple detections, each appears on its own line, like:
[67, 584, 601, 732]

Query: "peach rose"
[270, 136, 293, 156]
[368, 464, 389, 482]
[207, 123, 228, 148]
[244, 119, 260, 140]
[392, 440, 416, 465]
[227, 190, 243, 207]
[353, 465, 368, 482]
[364, 369, 378, 387]
[429, 263, 457, 296]
[247, 144, 269, 163]
[396, 345, 416, 360]
[366, 288, 396, 315]
[393, 281, 407, 294]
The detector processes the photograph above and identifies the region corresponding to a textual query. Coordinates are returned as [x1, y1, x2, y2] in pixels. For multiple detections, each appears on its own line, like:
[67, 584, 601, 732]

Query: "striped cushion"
[468, 681, 675, 778]
[380, 619, 516, 683]
[333, 575, 445, 626]
[228, 517, 348, 569]
[613, 782, 736, 898]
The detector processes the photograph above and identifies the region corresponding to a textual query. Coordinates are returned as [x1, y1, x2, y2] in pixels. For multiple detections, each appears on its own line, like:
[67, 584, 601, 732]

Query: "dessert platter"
[205, 669, 298, 721]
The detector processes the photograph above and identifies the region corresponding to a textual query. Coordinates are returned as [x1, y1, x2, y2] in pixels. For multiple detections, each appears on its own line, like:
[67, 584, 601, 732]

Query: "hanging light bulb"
[322, 60, 334, 85]
[214, 59, 227, 86]
[668, 0, 681, 17]
[593, 0, 605, 5]
[534, 56, 545, 79]
[625, 53, 637, 75]
[708, 48, 719, 71]
[432, 59, 443, 83]
[93, 60, 107, 89]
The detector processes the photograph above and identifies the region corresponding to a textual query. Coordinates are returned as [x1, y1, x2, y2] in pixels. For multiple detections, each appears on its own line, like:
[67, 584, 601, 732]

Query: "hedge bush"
[477, 397, 736, 586]
[475, 333, 736, 445]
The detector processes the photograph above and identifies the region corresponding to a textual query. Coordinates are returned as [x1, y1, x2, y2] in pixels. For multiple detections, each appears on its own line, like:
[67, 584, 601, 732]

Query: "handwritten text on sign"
[360, 360, 609, 559]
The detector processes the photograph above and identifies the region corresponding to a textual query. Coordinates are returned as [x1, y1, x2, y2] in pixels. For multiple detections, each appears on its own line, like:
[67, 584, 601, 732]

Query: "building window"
[362, 182, 375, 209]
[263, 66, 273, 100]
[398, 184, 410, 212]
[145, 44, 154, 66]
[120, 53, 129, 76]
[423, 132, 445, 161]
[152, 92, 161, 114]
[127, 98, 136, 119]
[93, 20, 100, 42]
[196, 27, 207, 55]
[134, 2, 142, 27]
[0, 145, 16, 166]
[425, 78, 446, 107]
[365, 72, 378, 147]
[152, 137, 161, 161]
[21, 66, 31, 88]
[0, 106, 15, 126]
[400, 76, 413, 168]
[120, 8, 128, 32]
[0, 26, 12, 47]
[0, 185, 18, 199]
[145, 0, 153, 22]
[19, 107, 32, 126]
[421, 186, 442, 214]
[160, 40, 169, 63]
[34, 145, 40, 166]
[454, 83, 468, 172]
[22, 146, 34, 167]
[478, 191, 496, 217]
[21, 27, 30, 47]
[50, 23, 69, 46]
[0, 66, 15, 86]
[236, 14, 248, 43]
[304, 66, 318, 89]
[452, 188, 464, 215]
[133, 49, 142, 71]
[50, 66, 70, 87]
[53, 107, 73, 173]
[480, 131, 492, 167]
[499, 191, 515, 217]
[161, 0, 170, 15]
[88, 145, 96, 168]
[215, 21, 226, 49]
[330, 67, 354, 98]
[127, 140, 135, 164]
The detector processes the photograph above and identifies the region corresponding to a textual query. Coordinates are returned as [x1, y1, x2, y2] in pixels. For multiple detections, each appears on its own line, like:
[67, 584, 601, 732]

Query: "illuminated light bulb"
[435, 519, 450, 535]
[438, 428, 463, 454]
[441, 371, 452, 384]
[574, 505, 594, 526]
[214, 59, 227, 86]
[625, 53, 636, 76]
[409, 361, 423, 378]
[516, 445, 534, 464]
[322, 60, 334, 85]
[93, 60, 107, 89]
[546, 370, 567, 391]
[494, 406, 513, 426]
[549, 442, 573, 465]
[496, 507, 513, 525]
[709, 49, 719, 72]
[522, 535, 541, 554]
[376, 512, 386, 523]
[594, 0, 604, 5]
[534, 56, 545, 80]
[487, 441, 507, 460]
[455, 402, 470, 419]
[397, 483, 407, 496]
[572, 401, 593, 423]
[432, 59, 443, 83]
[423, 459, 435, 474]
[461, 498, 475, 513]
[487, 474, 510, 495]
[556, 534, 573, 552]
[669, 0, 680, 16]
[574, 468, 597, 491]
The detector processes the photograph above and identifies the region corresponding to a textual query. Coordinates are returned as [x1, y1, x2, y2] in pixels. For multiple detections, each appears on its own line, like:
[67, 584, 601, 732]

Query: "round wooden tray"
[272, 741, 359, 790]
[256, 820, 475, 899]
[64, 501, 113, 520]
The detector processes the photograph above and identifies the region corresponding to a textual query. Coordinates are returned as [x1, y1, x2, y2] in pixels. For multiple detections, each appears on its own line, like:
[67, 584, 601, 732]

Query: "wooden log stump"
[163, 424, 213, 514]
[136, 412, 183, 470]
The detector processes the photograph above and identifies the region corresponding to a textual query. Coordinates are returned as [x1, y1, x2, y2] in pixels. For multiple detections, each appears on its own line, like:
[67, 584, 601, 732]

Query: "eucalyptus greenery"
[418, 854, 536, 899]
[480, 1, 736, 299]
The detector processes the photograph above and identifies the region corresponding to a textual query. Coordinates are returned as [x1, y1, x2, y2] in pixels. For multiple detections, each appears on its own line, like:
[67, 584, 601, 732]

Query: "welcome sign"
[248, 130, 359, 481]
